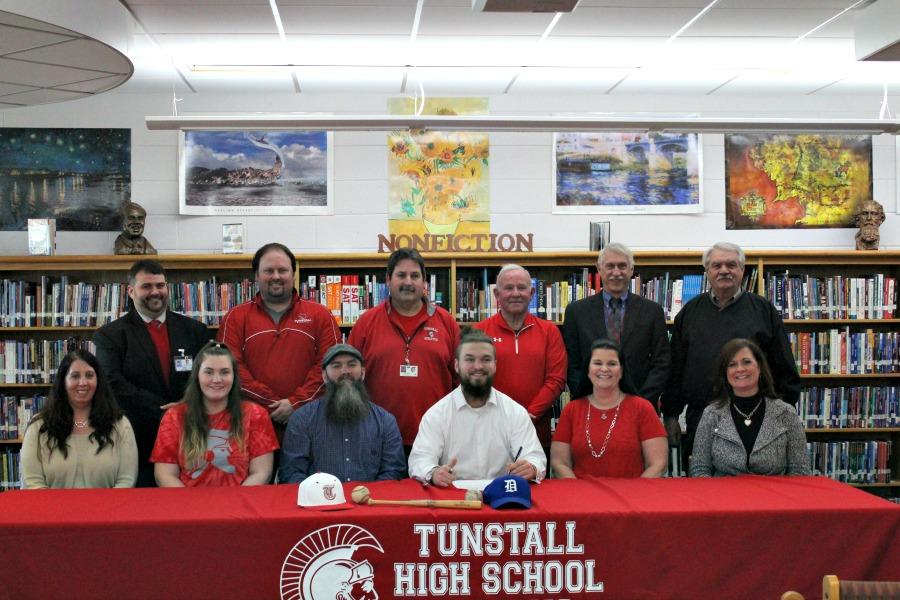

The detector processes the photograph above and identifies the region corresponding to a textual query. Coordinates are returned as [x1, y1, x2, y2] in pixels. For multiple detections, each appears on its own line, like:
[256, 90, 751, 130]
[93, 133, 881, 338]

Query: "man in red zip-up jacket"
[348, 248, 460, 449]
[475, 264, 567, 448]
[218, 243, 340, 431]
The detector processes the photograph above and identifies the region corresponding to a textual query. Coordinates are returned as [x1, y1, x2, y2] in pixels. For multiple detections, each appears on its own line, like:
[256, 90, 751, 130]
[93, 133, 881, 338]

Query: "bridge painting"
[554, 132, 702, 214]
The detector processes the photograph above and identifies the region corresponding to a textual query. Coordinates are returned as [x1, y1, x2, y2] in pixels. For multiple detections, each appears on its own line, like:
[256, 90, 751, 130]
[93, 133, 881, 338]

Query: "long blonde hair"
[179, 342, 246, 469]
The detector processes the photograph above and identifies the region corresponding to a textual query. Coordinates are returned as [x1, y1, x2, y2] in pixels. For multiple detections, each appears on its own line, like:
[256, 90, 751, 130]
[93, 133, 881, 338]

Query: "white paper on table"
[452, 480, 492, 491]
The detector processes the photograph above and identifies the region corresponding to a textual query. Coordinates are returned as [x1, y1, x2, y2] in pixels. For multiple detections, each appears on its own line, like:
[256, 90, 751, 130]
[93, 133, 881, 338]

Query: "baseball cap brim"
[487, 495, 531, 509]
[299, 501, 353, 511]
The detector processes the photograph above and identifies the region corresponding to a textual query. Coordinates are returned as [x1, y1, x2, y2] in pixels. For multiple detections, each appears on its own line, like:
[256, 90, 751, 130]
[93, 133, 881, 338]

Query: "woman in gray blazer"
[690, 338, 810, 477]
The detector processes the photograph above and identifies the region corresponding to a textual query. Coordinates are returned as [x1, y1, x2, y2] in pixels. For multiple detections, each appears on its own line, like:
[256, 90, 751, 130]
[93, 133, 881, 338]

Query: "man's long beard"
[325, 378, 371, 424]
[460, 373, 494, 400]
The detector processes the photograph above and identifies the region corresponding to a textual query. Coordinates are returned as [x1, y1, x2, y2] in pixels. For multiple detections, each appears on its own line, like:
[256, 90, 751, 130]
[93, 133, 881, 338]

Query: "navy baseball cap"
[483, 474, 532, 509]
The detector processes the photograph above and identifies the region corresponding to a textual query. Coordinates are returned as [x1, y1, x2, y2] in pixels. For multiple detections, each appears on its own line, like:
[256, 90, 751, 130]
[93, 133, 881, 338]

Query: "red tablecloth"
[0, 476, 897, 600]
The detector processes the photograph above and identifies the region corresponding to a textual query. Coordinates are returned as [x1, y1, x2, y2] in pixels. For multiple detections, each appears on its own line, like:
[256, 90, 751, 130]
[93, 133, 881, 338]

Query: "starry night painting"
[0, 128, 130, 231]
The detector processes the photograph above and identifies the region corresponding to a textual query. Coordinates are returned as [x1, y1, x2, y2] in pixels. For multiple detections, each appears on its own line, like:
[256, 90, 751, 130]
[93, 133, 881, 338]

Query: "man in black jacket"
[563, 243, 671, 408]
[661, 242, 800, 468]
[95, 259, 209, 486]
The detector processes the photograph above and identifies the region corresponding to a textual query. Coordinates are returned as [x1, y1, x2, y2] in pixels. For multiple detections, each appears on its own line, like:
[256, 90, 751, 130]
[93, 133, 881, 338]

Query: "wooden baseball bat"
[366, 498, 482, 510]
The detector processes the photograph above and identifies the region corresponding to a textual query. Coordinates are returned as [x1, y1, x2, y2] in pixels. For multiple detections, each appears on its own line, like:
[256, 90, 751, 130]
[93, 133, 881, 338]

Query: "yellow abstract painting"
[387, 98, 490, 238]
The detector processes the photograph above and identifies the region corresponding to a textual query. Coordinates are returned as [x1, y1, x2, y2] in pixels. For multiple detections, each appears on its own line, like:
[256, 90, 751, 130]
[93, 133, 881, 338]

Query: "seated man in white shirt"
[408, 330, 546, 486]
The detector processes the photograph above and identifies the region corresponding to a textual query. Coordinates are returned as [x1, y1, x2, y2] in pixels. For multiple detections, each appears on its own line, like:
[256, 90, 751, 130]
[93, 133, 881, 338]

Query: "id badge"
[174, 356, 193, 372]
[399, 364, 419, 377]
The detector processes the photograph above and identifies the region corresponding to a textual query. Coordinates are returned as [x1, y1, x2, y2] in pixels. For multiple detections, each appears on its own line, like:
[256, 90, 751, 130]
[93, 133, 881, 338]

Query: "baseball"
[351, 485, 371, 505]
[464, 489, 483, 502]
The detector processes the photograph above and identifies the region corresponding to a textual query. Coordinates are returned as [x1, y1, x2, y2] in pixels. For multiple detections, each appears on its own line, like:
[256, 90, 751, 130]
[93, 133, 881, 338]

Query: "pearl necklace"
[585, 393, 624, 459]
[73, 419, 89, 428]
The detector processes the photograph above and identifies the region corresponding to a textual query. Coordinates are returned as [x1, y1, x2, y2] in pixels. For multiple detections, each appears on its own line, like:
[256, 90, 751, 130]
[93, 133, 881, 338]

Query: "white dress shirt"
[408, 386, 546, 482]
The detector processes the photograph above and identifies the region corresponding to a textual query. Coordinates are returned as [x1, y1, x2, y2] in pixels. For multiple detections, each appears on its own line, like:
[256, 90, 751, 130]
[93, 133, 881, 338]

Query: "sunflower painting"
[387, 98, 490, 238]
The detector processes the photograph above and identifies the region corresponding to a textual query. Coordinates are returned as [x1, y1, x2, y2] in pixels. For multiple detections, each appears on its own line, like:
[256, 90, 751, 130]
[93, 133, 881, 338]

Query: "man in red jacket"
[475, 264, 567, 450]
[218, 243, 340, 433]
[348, 248, 460, 450]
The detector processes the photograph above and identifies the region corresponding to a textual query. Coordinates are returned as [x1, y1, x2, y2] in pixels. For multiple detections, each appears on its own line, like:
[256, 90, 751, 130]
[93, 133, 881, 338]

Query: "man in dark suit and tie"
[95, 259, 209, 486]
[563, 243, 671, 408]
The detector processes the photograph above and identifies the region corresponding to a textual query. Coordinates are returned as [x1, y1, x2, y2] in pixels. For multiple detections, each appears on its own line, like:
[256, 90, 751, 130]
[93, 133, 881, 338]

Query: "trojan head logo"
[281, 524, 384, 600]
[323, 484, 336, 501]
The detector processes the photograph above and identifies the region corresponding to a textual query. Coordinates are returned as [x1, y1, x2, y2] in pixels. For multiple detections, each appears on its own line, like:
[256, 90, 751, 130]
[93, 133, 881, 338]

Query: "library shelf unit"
[1, 249, 899, 494]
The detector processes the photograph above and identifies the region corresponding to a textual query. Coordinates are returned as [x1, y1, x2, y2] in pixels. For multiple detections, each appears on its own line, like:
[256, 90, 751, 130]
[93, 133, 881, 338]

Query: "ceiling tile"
[294, 66, 404, 93]
[611, 67, 742, 95]
[552, 7, 702, 36]
[0, 24, 75, 55]
[687, 7, 847, 37]
[0, 88, 89, 105]
[56, 74, 131, 93]
[9, 39, 132, 74]
[0, 57, 109, 87]
[186, 72, 298, 93]
[0, 10, 79, 36]
[406, 66, 519, 94]
[128, 5, 278, 34]
[418, 6, 554, 36]
[511, 67, 632, 94]
[279, 5, 415, 34]
[712, 70, 845, 95]
[0, 81, 38, 96]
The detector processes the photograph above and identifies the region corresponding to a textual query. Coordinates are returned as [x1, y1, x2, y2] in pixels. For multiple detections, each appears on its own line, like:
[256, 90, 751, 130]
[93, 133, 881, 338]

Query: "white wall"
[1, 90, 897, 255]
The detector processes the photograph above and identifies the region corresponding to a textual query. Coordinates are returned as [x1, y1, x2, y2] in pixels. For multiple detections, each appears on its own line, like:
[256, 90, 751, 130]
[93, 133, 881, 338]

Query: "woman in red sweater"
[552, 339, 668, 478]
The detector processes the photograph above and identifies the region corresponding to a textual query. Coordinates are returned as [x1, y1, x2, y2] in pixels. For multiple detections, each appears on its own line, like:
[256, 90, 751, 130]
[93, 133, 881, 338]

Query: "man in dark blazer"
[95, 259, 209, 487]
[563, 243, 671, 407]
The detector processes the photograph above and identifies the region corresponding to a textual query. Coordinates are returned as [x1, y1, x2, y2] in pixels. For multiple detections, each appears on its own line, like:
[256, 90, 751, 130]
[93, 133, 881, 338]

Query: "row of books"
[1, 449, 20, 491]
[456, 269, 601, 322]
[299, 274, 442, 324]
[789, 329, 899, 375]
[0, 395, 46, 440]
[0, 277, 261, 327]
[797, 386, 900, 429]
[1, 339, 95, 384]
[807, 440, 893, 484]
[766, 272, 897, 320]
[631, 272, 710, 320]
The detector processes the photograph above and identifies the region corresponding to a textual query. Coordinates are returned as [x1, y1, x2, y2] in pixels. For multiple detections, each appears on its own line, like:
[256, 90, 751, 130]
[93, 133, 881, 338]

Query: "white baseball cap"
[297, 472, 352, 511]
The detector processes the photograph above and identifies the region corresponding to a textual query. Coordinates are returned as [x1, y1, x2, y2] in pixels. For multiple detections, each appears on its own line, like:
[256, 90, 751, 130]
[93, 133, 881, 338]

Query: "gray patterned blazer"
[690, 398, 810, 477]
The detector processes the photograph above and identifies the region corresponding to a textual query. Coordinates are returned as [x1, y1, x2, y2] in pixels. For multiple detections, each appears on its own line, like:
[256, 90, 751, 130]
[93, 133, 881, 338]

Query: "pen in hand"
[508, 446, 523, 473]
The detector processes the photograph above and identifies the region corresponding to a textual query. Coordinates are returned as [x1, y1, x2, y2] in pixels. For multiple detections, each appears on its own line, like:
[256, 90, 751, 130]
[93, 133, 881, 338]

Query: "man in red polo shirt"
[218, 243, 340, 434]
[475, 264, 567, 451]
[348, 248, 460, 450]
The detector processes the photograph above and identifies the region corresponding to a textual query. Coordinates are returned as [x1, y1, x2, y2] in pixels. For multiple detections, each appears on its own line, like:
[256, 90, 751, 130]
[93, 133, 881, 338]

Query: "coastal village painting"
[180, 130, 332, 215]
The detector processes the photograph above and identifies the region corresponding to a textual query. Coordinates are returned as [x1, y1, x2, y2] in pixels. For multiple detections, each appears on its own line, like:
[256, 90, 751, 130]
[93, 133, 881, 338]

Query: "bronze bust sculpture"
[114, 202, 157, 255]
[853, 199, 885, 251]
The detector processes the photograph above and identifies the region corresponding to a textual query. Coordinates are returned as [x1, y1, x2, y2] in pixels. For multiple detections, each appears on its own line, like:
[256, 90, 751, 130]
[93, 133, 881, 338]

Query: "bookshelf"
[1, 250, 899, 494]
